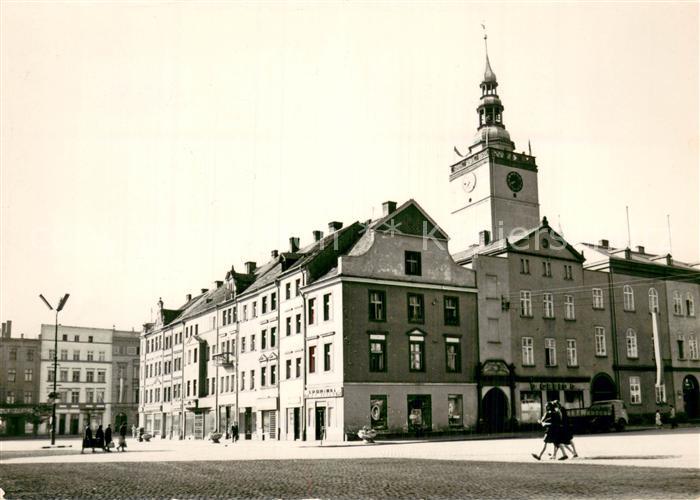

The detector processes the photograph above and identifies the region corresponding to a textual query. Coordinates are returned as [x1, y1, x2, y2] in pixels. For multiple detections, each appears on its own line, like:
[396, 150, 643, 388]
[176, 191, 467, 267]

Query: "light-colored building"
[38, 324, 140, 435]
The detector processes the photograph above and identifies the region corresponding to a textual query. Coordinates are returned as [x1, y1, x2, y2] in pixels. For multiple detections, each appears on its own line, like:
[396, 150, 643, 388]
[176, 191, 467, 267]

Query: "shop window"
[519, 391, 542, 424]
[370, 395, 387, 429]
[448, 394, 463, 427]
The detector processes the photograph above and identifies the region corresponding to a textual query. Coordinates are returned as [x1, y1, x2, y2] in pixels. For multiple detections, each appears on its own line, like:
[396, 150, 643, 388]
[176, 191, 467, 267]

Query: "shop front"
[304, 385, 343, 441]
[516, 379, 590, 425]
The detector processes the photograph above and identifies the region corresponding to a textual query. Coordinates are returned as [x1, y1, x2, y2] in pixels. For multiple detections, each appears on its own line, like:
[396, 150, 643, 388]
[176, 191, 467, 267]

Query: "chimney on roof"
[636, 245, 645, 254]
[245, 261, 257, 274]
[599, 239, 609, 248]
[271, 249, 279, 258]
[666, 254, 673, 266]
[382, 201, 397, 216]
[479, 230, 491, 246]
[201, 288, 209, 294]
[328, 221, 343, 233]
[624, 248, 632, 259]
[313, 230, 323, 242]
[289, 237, 300, 252]
[215, 281, 223, 289]
[1, 322, 6, 339]
[186, 293, 192, 302]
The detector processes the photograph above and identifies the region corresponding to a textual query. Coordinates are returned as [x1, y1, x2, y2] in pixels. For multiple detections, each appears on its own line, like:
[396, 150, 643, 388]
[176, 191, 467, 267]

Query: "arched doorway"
[591, 373, 617, 402]
[482, 388, 508, 433]
[683, 375, 699, 418]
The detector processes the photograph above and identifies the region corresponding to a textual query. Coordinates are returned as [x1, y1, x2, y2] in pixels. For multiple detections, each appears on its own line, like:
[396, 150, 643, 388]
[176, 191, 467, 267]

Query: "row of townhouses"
[0, 321, 140, 436]
[137, 46, 700, 441]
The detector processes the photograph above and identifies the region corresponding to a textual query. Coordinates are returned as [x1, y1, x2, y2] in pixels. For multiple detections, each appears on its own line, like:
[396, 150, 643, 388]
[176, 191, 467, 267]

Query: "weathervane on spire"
[481, 23, 488, 53]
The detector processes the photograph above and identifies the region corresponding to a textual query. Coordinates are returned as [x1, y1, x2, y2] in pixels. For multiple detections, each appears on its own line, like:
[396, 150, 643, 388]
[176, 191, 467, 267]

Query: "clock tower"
[449, 37, 540, 253]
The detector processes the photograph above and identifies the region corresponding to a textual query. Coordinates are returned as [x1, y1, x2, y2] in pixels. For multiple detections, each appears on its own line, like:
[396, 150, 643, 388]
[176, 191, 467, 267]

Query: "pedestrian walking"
[669, 405, 677, 428]
[117, 422, 128, 452]
[532, 401, 568, 461]
[231, 423, 239, 442]
[104, 424, 113, 452]
[82, 424, 94, 454]
[655, 409, 663, 429]
[131, 424, 137, 439]
[95, 424, 105, 451]
[555, 403, 578, 458]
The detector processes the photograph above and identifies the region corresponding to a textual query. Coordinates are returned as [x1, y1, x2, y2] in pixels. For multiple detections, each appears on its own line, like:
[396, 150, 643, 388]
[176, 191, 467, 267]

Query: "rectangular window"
[97, 371, 106, 383]
[543, 293, 554, 318]
[520, 258, 530, 274]
[688, 336, 699, 360]
[295, 279, 301, 297]
[655, 384, 666, 404]
[250, 370, 255, 390]
[592, 288, 604, 309]
[250, 335, 255, 351]
[323, 293, 332, 321]
[9, 349, 17, 361]
[308, 298, 316, 325]
[24, 391, 33, 403]
[566, 339, 578, 367]
[448, 394, 463, 427]
[405, 251, 422, 276]
[542, 261, 552, 277]
[22, 368, 31, 382]
[99, 351, 105, 362]
[595, 327, 607, 356]
[520, 291, 532, 317]
[61, 349, 68, 360]
[88, 336, 94, 343]
[623, 286, 635, 311]
[7, 369, 16, 382]
[286, 317, 292, 336]
[270, 364, 277, 385]
[286, 359, 292, 379]
[60, 370, 68, 382]
[86, 351, 94, 361]
[369, 291, 386, 321]
[295, 314, 302, 334]
[73, 350, 80, 361]
[626, 329, 638, 358]
[445, 338, 461, 372]
[261, 329, 267, 350]
[271, 292, 277, 311]
[5, 391, 14, 404]
[295, 357, 302, 378]
[370, 395, 388, 429]
[271, 327, 277, 348]
[323, 343, 332, 371]
[240, 372, 245, 391]
[252, 302, 257, 318]
[522, 337, 534, 366]
[564, 295, 575, 320]
[629, 376, 642, 404]
[369, 336, 386, 372]
[71, 391, 80, 404]
[47, 371, 54, 382]
[444, 296, 459, 326]
[673, 292, 683, 315]
[564, 264, 573, 280]
[261, 367, 267, 387]
[409, 337, 425, 371]
[71, 370, 80, 382]
[262, 296, 268, 314]
[677, 335, 686, 359]
[308, 346, 316, 373]
[285, 283, 291, 300]
[407, 293, 424, 323]
[544, 338, 557, 366]
[243, 305, 248, 321]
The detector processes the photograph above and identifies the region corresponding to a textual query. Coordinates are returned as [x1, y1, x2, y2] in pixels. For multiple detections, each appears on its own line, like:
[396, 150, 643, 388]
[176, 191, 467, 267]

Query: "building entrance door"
[314, 407, 326, 440]
[482, 388, 508, 433]
[70, 415, 79, 434]
[683, 375, 699, 418]
[58, 414, 66, 435]
[293, 408, 300, 440]
[244, 408, 252, 439]
[591, 373, 617, 402]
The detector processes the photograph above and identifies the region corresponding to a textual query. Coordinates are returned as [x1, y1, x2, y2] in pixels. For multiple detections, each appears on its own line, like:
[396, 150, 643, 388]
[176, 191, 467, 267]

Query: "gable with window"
[404, 251, 422, 276]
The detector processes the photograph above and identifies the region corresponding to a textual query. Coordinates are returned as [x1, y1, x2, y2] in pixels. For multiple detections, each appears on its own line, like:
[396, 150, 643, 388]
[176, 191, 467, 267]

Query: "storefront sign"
[529, 382, 576, 391]
[304, 386, 343, 398]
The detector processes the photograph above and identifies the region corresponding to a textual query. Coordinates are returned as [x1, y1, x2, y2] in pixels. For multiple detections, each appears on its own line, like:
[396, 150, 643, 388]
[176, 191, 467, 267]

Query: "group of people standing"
[532, 400, 578, 461]
[82, 422, 129, 453]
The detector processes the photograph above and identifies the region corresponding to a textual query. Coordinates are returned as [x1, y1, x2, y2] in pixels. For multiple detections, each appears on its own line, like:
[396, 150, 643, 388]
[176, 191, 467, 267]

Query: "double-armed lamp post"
[39, 293, 70, 446]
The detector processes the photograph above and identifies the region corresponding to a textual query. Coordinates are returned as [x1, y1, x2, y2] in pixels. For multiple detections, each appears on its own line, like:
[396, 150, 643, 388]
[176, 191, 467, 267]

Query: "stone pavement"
[1, 428, 698, 469]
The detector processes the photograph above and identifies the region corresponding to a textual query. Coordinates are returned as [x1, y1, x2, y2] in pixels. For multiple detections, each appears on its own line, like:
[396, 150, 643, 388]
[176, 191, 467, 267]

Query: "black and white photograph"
[0, 1, 698, 498]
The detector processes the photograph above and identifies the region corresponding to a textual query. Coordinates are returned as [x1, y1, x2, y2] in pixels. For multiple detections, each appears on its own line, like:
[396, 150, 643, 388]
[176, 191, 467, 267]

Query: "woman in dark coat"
[82, 424, 94, 454]
[117, 422, 128, 452]
[104, 424, 113, 452]
[95, 425, 105, 451]
[532, 402, 569, 460]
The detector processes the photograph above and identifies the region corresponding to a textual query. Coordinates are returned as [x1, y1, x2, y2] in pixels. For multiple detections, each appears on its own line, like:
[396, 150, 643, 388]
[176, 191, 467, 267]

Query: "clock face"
[462, 172, 477, 193]
[506, 171, 523, 192]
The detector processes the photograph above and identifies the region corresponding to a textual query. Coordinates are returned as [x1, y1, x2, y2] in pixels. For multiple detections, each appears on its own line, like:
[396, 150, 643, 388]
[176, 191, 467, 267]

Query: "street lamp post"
[39, 293, 70, 446]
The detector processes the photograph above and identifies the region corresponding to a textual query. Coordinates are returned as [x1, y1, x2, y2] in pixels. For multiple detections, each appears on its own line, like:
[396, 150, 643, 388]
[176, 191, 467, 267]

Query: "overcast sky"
[1, 2, 698, 337]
